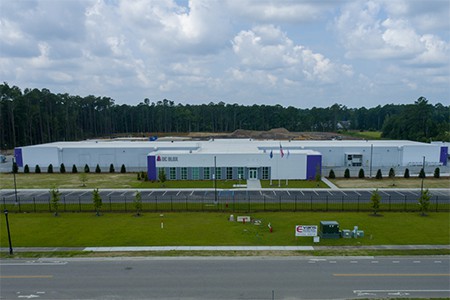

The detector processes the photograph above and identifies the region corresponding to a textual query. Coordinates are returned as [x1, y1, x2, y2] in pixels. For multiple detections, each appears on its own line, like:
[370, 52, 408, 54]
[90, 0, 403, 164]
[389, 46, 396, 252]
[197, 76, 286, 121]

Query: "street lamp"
[421, 156, 425, 194]
[214, 156, 217, 204]
[3, 209, 13, 255]
[12, 157, 18, 204]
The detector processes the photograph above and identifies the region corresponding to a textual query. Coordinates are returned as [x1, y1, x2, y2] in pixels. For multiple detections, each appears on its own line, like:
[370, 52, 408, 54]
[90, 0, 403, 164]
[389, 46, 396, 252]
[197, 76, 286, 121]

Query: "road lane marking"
[371, 261, 379, 264]
[0, 275, 53, 279]
[335, 274, 450, 277]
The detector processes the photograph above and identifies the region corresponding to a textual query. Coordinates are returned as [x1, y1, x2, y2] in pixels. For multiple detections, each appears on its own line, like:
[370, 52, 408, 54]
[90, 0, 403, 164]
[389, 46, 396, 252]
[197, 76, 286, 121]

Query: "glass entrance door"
[248, 168, 258, 180]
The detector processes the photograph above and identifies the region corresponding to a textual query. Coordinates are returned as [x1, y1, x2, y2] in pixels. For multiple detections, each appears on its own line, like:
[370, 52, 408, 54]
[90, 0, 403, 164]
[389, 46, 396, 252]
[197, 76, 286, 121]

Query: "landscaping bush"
[328, 169, 335, 179]
[375, 169, 382, 179]
[24, 164, 30, 173]
[95, 164, 101, 173]
[358, 168, 365, 178]
[48, 164, 54, 173]
[109, 163, 115, 173]
[418, 168, 425, 179]
[72, 164, 78, 173]
[404, 168, 410, 178]
[434, 167, 440, 178]
[84, 164, 90, 173]
[35, 165, 41, 173]
[120, 164, 126, 173]
[388, 167, 395, 178]
[60, 163, 66, 173]
[344, 168, 350, 178]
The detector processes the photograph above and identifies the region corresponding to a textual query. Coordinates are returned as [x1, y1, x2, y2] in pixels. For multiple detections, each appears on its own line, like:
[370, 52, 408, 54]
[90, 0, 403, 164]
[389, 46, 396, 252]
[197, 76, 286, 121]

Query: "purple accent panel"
[440, 147, 448, 166]
[14, 148, 23, 167]
[147, 155, 157, 181]
[306, 155, 322, 180]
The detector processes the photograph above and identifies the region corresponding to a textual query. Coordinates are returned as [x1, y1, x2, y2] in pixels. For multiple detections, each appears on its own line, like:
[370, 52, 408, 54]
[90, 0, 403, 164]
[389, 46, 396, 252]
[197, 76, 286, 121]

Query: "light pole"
[421, 156, 425, 194]
[214, 156, 217, 203]
[4, 209, 13, 255]
[12, 157, 18, 204]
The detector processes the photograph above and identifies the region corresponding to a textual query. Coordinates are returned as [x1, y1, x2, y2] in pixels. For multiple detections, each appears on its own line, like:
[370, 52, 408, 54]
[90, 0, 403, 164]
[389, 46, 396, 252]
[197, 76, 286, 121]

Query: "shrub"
[72, 164, 78, 173]
[92, 188, 102, 216]
[60, 163, 66, 173]
[418, 189, 431, 216]
[328, 169, 335, 179]
[24, 164, 30, 173]
[120, 164, 126, 173]
[137, 172, 141, 180]
[48, 164, 53, 173]
[84, 164, 90, 173]
[404, 168, 410, 178]
[434, 167, 440, 178]
[388, 168, 395, 178]
[109, 163, 115, 173]
[358, 168, 365, 178]
[35, 165, 41, 173]
[344, 168, 350, 179]
[418, 168, 425, 179]
[95, 164, 101, 173]
[375, 169, 382, 179]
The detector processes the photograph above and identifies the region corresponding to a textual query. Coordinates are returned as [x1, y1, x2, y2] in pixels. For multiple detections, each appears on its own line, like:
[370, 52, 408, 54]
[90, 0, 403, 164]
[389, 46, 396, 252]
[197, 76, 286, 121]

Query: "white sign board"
[295, 225, 318, 237]
[237, 216, 251, 223]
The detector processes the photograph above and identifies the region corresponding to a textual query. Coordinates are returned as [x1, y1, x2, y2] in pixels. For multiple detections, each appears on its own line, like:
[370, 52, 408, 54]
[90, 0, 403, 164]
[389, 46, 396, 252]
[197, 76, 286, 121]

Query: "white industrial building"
[13, 139, 448, 180]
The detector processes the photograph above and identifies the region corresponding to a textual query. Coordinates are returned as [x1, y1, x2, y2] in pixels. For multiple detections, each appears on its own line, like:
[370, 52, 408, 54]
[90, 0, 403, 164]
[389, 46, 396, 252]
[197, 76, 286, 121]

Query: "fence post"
[18, 197, 21, 213]
[310, 195, 313, 211]
[435, 196, 438, 212]
[109, 195, 112, 212]
[295, 195, 297, 212]
[342, 196, 344, 211]
[155, 195, 158, 212]
[48, 196, 51, 213]
[124, 196, 127, 212]
[186, 196, 188, 212]
[389, 195, 391, 211]
[279, 196, 281, 211]
[63, 196, 66, 212]
[326, 195, 328, 212]
[247, 194, 250, 212]
[404, 195, 407, 211]
[2, 197, 5, 210]
[33, 197, 36, 213]
[78, 196, 81, 212]
[263, 195, 266, 211]
[357, 195, 360, 212]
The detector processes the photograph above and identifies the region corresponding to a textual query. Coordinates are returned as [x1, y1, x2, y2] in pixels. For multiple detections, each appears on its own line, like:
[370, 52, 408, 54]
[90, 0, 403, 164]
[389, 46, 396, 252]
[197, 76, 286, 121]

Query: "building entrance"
[249, 168, 258, 180]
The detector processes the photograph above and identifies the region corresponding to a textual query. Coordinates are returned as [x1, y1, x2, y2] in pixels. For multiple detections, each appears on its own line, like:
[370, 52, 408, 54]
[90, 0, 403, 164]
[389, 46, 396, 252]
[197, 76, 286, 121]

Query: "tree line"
[1, 83, 448, 149]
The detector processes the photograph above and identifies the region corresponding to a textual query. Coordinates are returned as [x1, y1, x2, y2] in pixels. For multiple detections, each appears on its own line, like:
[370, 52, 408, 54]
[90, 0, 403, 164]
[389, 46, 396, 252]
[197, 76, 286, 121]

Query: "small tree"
[72, 164, 78, 173]
[159, 169, 167, 186]
[134, 191, 142, 216]
[60, 163, 66, 173]
[79, 173, 88, 187]
[137, 172, 141, 180]
[370, 189, 381, 215]
[328, 169, 336, 179]
[434, 167, 440, 178]
[375, 169, 382, 179]
[418, 168, 425, 179]
[12, 161, 18, 173]
[84, 164, 90, 173]
[24, 164, 30, 173]
[120, 164, 126, 173]
[92, 188, 102, 216]
[35, 165, 41, 173]
[95, 164, 101, 173]
[48, 164, 54, 173]
[358, 168, 365, 178]
[50, 188, 61, 216]
[404, 168, 410, 178]
[418, 189, 431, 216]
[344, 168, 350, 179]
[109, 163, 115, 173]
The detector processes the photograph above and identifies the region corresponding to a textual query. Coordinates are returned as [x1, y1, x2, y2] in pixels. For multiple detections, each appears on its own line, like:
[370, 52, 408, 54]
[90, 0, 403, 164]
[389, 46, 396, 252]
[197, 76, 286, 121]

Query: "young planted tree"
[134, 191, 142, 216]
[92, 188, 102, 216]
[24, 164, 30, 173]
[159, 169, 167, 187]
[358, 168, 365, 178]
[434, 167, 440, 178]
[418, 189, 431, 216]
[84, 164, 90, 173]
[79, 173, 88, 187]
[375, 169, 382, 179]
[60, 163, 66, 173]
[50, 188, 61, 216]
[95, 164, 101, 173]
[35, 165, 41, 173]
[328, 169, 336, 179]
[344, 168, 350, 179]
[48, 164, 54, 173]
[72, 164, 78, 173]
[404, 168, 410, 178]
[120, 164, 126, 173]
[370, 189, 381, 215]
[109, 163, 115, 173]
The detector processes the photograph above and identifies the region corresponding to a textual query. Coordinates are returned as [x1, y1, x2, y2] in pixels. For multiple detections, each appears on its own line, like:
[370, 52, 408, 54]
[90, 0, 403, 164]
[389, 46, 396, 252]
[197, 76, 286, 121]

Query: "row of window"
[159, 167, 270, 180]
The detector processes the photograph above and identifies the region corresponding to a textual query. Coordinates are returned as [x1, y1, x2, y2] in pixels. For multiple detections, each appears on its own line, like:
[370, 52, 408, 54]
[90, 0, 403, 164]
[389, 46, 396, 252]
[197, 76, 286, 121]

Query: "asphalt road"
[1, 256, 449, 299]
[1, 188, 449, 206]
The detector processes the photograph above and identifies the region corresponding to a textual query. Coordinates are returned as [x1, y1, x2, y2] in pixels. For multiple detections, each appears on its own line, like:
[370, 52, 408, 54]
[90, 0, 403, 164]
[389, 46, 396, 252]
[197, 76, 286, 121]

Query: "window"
[169, 167, 176, 180]
[192, 167, 199, 180]
[203, 167, 210, 180]
[226, 167, 233, 180]
[181, 167, 188, 180]
[215, 167, 221, 180]
[262, 167, 269, 180]
[237, 167, 244, 180]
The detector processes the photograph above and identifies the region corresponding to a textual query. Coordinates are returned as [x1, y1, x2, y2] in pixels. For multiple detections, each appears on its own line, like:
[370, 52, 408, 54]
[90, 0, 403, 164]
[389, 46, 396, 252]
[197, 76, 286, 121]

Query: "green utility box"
[341, 229, 352, 238]
[319, 221, 340, 239]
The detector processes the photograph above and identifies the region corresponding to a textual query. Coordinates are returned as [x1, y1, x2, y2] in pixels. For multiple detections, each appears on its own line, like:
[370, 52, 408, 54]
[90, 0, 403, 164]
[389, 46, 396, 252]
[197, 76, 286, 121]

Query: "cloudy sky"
[1, 0, 449, 108]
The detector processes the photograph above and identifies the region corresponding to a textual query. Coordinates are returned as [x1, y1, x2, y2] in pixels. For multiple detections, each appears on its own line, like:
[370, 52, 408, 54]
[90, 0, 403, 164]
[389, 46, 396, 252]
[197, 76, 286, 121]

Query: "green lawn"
[1, 212, 448, 247]
[342, 130, 382, 139]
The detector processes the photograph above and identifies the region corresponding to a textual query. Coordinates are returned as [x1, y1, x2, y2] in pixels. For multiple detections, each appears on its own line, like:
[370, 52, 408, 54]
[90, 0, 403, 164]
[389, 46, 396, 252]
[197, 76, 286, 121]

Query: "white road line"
[395, 191, 404, 196]
[147, 191, 153, 197]
[329, 261, 337, 264]
[286, 191, 290, 196]
[371, 261, 379, 264]
[393, 261, 400, 264]
[299, 191, 304, 196]
[162, 191, 167, 196]
[354, 191, 361, 196]
[350, 261, 358, 264]
[176, 191, 181, 196]
[313, 190, 319, 196]
[340, 191, 348, 196]
[434, 261, 442, 264]
[413, 261, 421, 263]
[189, 191, 194, 196]
[327, 191, 333, 195]
[273, 191, 276, 195]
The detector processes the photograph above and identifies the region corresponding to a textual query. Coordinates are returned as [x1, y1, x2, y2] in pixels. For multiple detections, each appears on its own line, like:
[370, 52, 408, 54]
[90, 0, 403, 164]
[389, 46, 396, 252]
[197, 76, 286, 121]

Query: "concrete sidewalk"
[2, 245, 449, 253]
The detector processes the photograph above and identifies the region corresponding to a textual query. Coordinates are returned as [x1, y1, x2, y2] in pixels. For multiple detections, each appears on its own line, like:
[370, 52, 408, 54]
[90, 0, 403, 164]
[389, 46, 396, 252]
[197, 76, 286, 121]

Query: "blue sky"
[1, 0, 449, 108]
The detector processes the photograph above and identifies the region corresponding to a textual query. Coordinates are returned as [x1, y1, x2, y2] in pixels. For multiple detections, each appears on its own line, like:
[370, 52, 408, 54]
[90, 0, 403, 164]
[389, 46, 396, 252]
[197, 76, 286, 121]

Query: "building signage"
[295, 225, 318, 237]
[157, 156, 178, 162]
